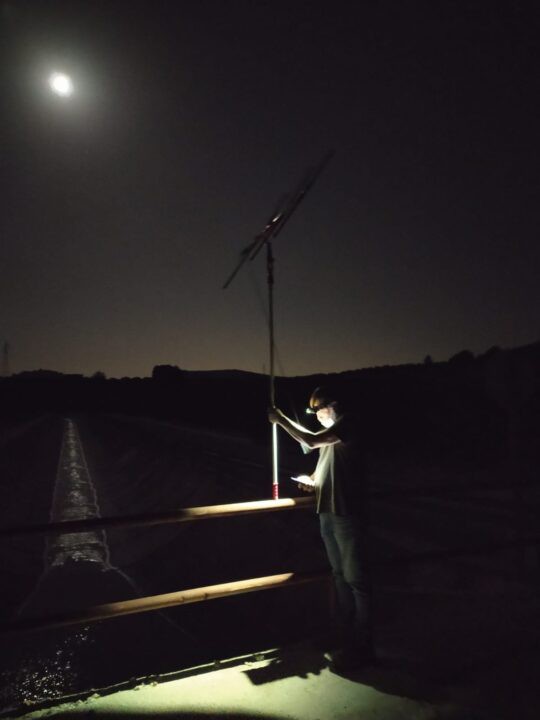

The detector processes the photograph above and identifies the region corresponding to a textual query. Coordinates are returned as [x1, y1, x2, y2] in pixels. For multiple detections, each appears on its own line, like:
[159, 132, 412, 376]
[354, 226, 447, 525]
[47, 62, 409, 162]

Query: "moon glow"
[49, 72, 74, 97]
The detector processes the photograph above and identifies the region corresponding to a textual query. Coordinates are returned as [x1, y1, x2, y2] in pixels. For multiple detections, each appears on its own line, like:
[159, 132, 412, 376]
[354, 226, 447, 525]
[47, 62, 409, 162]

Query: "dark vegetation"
[1, 341, 539, 467]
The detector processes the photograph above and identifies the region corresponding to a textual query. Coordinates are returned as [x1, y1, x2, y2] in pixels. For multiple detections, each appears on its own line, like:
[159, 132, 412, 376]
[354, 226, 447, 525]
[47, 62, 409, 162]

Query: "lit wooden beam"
[1, 571, 329, 634]
[0, 496, 315, 539]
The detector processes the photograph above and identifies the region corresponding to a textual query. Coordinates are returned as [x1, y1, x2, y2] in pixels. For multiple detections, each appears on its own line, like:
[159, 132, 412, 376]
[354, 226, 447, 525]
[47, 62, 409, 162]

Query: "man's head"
[307, 386, 340, 427]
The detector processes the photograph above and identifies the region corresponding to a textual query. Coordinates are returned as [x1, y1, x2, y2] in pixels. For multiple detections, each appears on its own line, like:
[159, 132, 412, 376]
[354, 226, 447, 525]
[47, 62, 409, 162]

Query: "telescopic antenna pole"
[266, 240, 279, 498]
[223, 151, 334, 499]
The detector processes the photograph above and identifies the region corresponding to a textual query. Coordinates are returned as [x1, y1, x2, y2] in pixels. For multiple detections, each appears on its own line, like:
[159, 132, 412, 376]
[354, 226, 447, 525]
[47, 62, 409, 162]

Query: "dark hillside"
[1, 341, 539, 469]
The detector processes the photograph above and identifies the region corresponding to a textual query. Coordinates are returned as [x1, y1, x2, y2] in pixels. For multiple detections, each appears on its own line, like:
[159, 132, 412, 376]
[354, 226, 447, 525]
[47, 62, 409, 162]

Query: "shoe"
[325, 646, 376, 673]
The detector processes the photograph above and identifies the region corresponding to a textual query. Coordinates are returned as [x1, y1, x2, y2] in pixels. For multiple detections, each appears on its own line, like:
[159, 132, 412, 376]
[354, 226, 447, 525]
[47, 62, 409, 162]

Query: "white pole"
[267, 241, 279, 499]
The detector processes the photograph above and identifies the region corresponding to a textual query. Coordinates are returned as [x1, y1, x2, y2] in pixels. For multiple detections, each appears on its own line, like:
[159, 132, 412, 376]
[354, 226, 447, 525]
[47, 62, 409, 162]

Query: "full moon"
[49, 72, 74, 97]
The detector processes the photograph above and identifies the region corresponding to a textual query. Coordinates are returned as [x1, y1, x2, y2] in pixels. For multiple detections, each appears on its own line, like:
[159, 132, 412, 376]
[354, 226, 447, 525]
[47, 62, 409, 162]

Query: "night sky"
[2, 0, 539, 378]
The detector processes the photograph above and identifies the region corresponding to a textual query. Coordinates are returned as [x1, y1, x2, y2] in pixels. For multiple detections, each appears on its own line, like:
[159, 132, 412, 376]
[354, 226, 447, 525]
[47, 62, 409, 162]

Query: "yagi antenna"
[222, 150, 334, 499]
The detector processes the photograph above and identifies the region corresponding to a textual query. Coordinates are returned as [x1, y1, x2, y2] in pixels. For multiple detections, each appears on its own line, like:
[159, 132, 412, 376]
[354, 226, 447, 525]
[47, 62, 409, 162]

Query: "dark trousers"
[319, 512, 372, 650]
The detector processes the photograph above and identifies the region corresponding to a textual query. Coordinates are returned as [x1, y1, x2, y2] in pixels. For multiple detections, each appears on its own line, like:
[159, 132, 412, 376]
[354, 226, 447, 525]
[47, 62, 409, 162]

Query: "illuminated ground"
[12, 646, 464, 720]
[8, 577, 540, 720]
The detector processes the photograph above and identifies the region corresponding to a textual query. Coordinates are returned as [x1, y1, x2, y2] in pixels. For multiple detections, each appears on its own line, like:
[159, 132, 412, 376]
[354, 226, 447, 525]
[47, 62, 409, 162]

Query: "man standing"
[268, 386, 373, 672]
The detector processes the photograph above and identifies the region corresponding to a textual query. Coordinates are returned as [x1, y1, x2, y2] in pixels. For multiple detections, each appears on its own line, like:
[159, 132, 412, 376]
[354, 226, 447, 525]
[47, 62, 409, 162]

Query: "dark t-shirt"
[314, 413, 366, 515]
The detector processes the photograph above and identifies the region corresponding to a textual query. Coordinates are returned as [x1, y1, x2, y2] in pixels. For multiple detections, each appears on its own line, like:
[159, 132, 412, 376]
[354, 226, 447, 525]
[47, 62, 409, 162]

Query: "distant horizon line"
[4, 338, 538, 382]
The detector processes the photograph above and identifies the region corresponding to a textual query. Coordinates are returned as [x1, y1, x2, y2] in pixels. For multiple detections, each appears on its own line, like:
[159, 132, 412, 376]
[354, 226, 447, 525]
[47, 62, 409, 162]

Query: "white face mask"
[318, 416, 335, 428]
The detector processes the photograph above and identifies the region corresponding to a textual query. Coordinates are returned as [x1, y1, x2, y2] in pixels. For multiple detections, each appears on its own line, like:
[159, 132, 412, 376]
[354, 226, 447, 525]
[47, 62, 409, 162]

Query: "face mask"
[319, 416, 335, 428]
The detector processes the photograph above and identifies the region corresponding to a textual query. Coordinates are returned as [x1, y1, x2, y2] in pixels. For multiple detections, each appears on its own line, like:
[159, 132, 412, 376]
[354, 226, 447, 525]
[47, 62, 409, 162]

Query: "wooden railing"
[0, 496, 315, 538]
[1, 496, 324, 635]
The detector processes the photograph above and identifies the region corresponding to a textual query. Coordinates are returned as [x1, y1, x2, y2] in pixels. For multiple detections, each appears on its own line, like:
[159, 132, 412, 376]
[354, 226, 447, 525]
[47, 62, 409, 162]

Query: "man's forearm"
[276, 415, 316, 447]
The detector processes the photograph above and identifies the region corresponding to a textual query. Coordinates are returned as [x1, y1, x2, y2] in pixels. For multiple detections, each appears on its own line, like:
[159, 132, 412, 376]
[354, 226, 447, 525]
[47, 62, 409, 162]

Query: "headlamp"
[306, 401, 330, 415]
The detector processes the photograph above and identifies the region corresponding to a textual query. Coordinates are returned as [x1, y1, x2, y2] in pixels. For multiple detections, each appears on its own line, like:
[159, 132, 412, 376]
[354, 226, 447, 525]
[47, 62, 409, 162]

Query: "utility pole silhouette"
[2, 341, 10, 377]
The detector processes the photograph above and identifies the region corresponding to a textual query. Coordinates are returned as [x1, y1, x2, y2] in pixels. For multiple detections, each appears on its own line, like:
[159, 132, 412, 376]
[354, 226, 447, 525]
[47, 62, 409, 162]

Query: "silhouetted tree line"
[1, 342, 539, 465]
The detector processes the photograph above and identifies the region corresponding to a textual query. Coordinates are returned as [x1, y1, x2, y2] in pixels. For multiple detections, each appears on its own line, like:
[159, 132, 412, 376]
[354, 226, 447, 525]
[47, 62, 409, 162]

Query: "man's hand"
[268, 407, 284, 424]
[293, 474, 316, 493]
